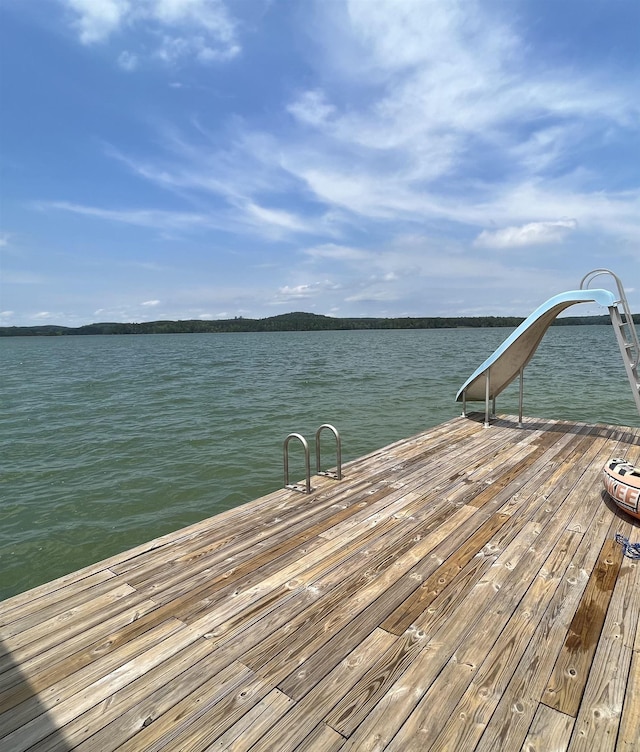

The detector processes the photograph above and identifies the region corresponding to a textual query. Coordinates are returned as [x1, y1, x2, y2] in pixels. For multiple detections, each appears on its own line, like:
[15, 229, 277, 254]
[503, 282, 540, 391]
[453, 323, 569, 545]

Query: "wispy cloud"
[287, 90, 336, 127]
[117, 51, 138, 71]
[102, 139, 334, 239]
[243, 201, 318, 236]
[61, 0, 240, 65]
[64, 0, 127, 44]
[4, 0, 640, 326]
[474, 219, 579, 249]
[272, 280, 341, 306]
[303, 243, 370, 263]
[270, 0, 640, 240]
[40, 201, 211, 232]
[96, 0, 639, 251]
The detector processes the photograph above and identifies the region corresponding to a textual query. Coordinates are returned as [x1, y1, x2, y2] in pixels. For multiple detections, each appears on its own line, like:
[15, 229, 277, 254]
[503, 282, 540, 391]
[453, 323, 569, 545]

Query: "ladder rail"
[608, 305, 640, 416]
[283, 433, 312, 494]
[284, 424, 343, 494]
[580, 268, 640, 419]
[315, 424, 342, 480]
[581, 268, 640, 368]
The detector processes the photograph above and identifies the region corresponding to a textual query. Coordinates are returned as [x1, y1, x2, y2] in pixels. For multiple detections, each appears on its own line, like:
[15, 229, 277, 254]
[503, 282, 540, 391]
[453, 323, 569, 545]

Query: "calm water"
[1, 327, 637, 601]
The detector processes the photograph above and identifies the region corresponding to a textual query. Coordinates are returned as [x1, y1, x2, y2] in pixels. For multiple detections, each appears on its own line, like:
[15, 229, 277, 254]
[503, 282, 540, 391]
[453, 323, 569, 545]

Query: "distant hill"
[0, 311, 619, 336]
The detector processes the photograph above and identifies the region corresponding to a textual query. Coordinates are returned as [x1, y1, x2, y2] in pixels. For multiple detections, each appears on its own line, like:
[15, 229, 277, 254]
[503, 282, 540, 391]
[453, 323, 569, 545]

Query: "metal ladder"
[283, 424, 342, 494]
[580, 268, 640, 417]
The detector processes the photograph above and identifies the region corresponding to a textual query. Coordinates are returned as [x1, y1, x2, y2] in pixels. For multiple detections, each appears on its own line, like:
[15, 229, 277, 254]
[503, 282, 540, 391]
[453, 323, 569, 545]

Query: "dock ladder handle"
[315, 423, 342, 480]
[283, 433, 312, 494]
[581, 268, 640, 369]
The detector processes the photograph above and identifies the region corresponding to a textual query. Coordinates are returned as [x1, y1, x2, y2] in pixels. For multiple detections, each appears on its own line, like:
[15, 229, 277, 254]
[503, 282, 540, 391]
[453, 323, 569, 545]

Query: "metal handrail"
[581, 268, 640, 368]
[283, 433, 312, 494]
[315, 424, 342, 480]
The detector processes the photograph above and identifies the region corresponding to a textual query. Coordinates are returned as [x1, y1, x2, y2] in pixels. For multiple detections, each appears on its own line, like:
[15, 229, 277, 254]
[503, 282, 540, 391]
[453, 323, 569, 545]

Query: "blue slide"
[456, 288, 617, 404]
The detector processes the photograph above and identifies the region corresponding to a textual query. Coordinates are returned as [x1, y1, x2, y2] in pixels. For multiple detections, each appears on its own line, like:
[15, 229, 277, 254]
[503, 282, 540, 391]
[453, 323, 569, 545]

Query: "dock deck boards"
[1, 414, 639, 751]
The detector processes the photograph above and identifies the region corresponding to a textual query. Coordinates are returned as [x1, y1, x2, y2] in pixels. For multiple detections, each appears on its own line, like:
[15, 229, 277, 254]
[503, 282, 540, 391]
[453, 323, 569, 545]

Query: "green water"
[1, 327, 637, 601]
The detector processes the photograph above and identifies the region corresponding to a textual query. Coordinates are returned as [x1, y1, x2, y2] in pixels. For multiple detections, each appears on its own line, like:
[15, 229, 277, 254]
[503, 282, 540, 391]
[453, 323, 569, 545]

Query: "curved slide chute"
[456, 288, 617, 421]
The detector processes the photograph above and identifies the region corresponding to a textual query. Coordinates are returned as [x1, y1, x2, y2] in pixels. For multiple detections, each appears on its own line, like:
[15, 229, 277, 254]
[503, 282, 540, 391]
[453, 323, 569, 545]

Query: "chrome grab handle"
[283, 424, 343, 493]
[283, 433, 311, 494]
[315, 424, 342, 480]
[581, 268, 639, 368]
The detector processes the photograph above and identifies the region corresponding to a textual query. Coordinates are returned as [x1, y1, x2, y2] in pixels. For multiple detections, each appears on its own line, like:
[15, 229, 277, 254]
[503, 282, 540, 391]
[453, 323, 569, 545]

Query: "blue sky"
[1, 0, 639, 326]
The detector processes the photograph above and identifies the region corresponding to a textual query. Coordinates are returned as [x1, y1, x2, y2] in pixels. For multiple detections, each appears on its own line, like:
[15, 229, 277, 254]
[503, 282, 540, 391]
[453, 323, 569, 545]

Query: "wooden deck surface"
[1, 413, 639, 751]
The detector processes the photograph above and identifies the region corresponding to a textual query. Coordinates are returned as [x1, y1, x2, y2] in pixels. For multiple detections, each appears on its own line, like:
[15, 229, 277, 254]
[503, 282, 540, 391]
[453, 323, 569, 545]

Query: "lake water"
[1, 326, 638, 601]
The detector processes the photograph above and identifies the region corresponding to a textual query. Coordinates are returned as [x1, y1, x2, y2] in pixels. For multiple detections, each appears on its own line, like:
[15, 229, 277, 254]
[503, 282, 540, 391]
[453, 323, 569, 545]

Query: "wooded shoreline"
[0, 310, 622, 336]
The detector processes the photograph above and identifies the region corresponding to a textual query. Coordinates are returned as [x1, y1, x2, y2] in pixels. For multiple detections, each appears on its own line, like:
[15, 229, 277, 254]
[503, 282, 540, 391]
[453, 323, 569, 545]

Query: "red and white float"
[603, 458, 640, 520]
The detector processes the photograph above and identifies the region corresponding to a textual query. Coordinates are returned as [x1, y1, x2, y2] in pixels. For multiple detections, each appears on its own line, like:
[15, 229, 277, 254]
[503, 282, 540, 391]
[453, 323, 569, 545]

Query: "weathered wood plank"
[0, 620, 197, 752]
[24, 637, 219, 752]
[415, 529, 582, 752]
[124, 478, 401, 596]
[0, 598, 160, 713]
[0, 584, 140, 669]
[568, 531, 640, 752]
[337, 515, 564, 751]
[616, 639, 640, 751]
[102, 661, 260, 752]
[521, 704, 574, 752]
[382, 520, 585, 752]
[542, 538, 624, 717]
[0, 415, 636, 752]
[473, 515, 627, 752]
[203, 688, 294, 751]
[325, 626, 428, 737]
[291, 723, 346, 752]
[244, 505, 478, 692]
[0, 573, 138, 642]
[0, 570, 118, 629]
[248, 628, 394, 752]
[381, 512, 511, 634]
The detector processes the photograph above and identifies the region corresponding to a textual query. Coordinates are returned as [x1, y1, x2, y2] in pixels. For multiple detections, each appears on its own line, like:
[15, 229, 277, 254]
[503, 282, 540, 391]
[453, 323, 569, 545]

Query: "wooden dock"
[1, 414, 639, 751]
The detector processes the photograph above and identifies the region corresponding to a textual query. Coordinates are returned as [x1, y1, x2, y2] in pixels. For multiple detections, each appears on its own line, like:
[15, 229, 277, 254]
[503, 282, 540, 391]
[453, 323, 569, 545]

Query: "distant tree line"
[0, 311, 624, 337]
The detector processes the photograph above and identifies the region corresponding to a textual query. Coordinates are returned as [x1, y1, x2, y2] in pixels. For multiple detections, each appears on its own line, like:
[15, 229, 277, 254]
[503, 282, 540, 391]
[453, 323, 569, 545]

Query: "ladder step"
[583, 268, 640, 418]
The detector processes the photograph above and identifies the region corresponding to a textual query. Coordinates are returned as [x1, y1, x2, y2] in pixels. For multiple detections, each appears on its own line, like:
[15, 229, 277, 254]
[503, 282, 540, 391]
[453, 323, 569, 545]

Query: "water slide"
[455, 286, 624, 425]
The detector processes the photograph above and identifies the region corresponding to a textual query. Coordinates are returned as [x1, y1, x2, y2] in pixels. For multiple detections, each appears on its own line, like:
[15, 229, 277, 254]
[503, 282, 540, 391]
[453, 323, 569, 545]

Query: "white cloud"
[474, 219, 579, 249]
[288, 90, 336, 127]
[141, 299, 161, 306]
[467, 184, 640, 243]
[42, 201, 211, 232]
[276, 284, 315, 300]
[272, 280, 341, 305]
[304, 243, 370, 262]
[152, 0, 235, 35]
[0, 310, 14, 317]
[117, 50, 138, 71]
[61, 0, 240, 65]
[36, 0, 640, 326]
[243, 202, 316, 235]
[246, 0, 639, 244]
[345, 290, 398, 303]
[65, 0, 129, 44]
[80, 0, 638, 260]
